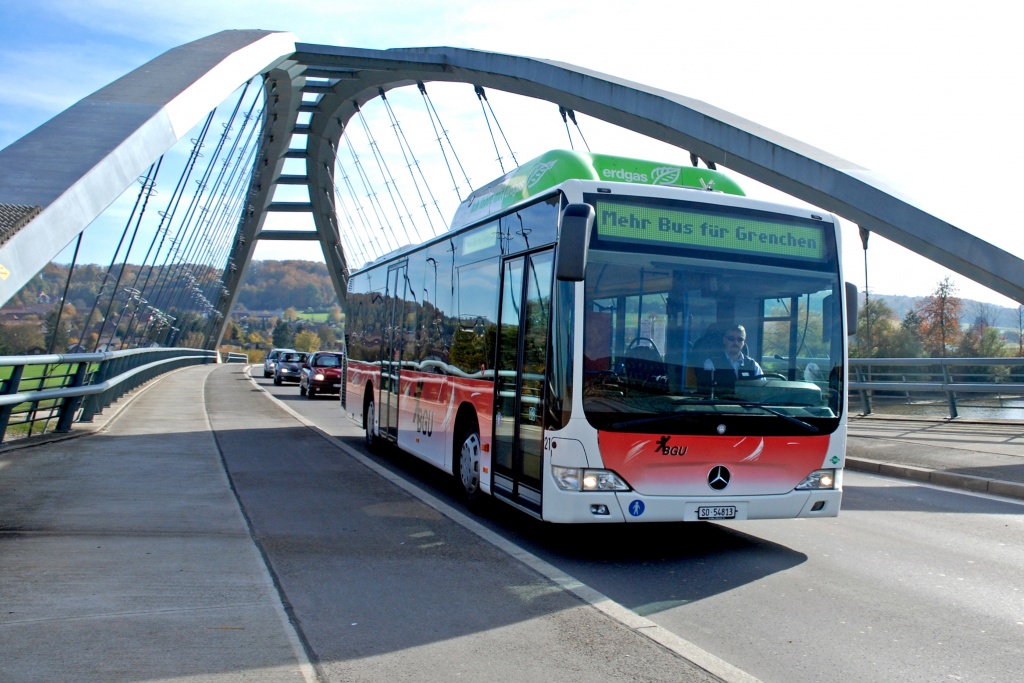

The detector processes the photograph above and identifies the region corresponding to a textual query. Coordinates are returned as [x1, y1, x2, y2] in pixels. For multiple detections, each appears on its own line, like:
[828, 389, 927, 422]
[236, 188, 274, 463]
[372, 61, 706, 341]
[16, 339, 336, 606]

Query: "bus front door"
[493, 250, 554, 515]
[380, 261, 407, 442]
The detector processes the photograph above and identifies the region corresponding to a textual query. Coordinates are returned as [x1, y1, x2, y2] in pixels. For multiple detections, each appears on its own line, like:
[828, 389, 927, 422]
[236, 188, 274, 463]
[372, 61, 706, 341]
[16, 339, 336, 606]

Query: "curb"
[846, 457, 1024, 502]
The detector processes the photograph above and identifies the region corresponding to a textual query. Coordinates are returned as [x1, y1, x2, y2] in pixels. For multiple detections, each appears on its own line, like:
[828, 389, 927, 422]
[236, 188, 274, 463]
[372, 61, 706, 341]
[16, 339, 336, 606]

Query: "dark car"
[273, 351, 307, 385]
[263, 348, 295, 378]
[299, 351, 344, 399]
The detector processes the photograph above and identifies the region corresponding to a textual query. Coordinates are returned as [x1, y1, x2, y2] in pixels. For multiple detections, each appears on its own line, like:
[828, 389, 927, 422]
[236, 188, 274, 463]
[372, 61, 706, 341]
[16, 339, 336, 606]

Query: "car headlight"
[314, 373, 325, 381]
[552, 466, 631, 492]
[795, 469, 836, 490]
[280, 368, 290, 373]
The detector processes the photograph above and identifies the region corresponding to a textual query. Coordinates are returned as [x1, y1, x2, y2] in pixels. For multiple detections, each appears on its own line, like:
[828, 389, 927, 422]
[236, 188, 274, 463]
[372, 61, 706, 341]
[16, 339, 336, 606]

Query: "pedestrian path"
[846, 415, 1024, 500]
[0, 365, 314, 683]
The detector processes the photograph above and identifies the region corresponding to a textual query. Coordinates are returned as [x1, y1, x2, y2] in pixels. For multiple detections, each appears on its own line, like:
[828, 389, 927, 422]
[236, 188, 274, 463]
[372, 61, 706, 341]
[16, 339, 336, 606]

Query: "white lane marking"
[245, 366, 762, 683]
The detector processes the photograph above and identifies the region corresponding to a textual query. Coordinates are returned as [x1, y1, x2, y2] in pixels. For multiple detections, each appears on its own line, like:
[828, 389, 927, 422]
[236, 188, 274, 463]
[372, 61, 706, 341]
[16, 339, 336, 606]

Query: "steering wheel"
[626, 336, 661, 355]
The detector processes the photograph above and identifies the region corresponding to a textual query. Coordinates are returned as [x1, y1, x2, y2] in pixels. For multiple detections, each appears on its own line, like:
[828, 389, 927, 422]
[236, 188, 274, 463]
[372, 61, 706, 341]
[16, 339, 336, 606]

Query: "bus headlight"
[553, 467, 631, 492]
[795, 469, 836, 490]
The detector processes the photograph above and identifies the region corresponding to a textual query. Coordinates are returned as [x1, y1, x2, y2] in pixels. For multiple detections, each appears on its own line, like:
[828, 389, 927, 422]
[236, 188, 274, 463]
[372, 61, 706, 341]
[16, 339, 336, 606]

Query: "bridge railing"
[849, 357, 1024, 418]
[0, 348, 219, 444]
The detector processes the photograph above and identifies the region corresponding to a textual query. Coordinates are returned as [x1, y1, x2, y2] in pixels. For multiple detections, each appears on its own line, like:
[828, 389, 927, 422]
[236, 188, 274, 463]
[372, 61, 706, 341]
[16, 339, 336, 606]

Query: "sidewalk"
[0, 365, 315, 683]
[846, 415, 1024, 500]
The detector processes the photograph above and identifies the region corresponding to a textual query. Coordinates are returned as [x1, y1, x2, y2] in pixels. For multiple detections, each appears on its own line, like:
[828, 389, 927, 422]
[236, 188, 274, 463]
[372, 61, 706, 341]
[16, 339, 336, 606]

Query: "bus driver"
[703, 325, 764, 380]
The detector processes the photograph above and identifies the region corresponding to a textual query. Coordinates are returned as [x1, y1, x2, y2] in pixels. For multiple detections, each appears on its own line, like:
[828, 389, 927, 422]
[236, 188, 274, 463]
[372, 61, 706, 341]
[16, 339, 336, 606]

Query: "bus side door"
[492, 249, 554, 514]
[380, 261, 408, 442]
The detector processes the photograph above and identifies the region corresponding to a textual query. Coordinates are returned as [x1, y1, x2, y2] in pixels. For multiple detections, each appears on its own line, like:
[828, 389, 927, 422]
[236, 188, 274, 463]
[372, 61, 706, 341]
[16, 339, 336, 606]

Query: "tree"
[246, 330, 267, 348]
[293, 329, 320, 353]
[917, 276, 963, 357]
[223, 321, 243, 344]
[1017, 306, 1024, 357]
[851, 298, 921, 358]
[42, 304, 75, 353]
[328, 304, 343, 325]
[0, 323, 45, 355]
[283, 307, 298, 322]
[958, 325, 1005, 358]
[272, 319, 293, 348]
[315, 324, 336, 349]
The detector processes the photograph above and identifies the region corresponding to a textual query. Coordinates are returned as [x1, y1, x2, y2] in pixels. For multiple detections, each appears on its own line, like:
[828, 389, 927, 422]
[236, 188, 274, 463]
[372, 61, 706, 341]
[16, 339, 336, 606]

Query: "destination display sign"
[594, 199, 827, 261]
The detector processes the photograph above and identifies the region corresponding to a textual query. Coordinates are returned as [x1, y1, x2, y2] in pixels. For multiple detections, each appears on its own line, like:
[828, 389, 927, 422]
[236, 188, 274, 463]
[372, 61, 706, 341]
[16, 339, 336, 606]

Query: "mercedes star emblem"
[708, 465, 731, 491]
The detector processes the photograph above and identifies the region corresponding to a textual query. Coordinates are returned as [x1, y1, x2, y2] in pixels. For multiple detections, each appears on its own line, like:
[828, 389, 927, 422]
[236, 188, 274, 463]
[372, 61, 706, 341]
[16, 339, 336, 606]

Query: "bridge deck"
[1, 364, 1022, 682]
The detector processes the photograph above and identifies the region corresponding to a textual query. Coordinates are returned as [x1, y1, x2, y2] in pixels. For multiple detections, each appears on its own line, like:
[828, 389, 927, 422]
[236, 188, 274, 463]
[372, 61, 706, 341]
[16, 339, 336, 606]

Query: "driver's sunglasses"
[725, 335, 745, 343]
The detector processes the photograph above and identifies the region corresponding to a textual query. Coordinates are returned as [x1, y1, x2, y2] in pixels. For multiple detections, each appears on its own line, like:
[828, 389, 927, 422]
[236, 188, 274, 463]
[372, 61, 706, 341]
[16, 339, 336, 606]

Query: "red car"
[299, 351, 345, 399]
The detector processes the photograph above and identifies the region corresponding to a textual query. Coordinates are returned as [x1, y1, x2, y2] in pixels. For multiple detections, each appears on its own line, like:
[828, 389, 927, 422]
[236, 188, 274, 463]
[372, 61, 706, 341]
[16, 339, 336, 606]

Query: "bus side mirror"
[845, 282, 858, 336]
[555, 203, 595, 282]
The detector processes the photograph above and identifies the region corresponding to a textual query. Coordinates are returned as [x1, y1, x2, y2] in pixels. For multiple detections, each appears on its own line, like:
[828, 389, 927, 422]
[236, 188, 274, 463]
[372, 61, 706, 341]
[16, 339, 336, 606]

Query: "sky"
[1, 0, 1022, 310]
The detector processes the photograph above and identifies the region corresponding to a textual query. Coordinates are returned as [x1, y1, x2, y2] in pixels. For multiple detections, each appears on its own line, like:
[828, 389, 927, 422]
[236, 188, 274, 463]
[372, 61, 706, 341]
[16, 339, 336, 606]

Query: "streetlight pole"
[859, 226, 871, 358]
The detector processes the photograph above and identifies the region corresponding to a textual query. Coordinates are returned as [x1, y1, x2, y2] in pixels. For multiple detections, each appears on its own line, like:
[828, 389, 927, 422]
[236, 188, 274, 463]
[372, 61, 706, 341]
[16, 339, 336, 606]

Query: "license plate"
[698, 505, 737, 520]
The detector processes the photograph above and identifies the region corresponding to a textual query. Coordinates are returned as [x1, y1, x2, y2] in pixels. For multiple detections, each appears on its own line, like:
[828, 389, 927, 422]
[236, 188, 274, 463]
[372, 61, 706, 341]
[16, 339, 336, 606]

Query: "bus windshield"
[581, 196, 844, 436]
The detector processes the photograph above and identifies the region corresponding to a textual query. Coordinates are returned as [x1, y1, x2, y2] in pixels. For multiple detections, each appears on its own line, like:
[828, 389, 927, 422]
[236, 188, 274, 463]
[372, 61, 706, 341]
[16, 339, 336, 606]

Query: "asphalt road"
[248, 371, 1024, 683]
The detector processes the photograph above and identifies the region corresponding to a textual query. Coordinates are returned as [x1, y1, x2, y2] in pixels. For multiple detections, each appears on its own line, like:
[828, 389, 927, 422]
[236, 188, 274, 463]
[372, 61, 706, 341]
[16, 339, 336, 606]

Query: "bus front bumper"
[541, 488, 842, 523]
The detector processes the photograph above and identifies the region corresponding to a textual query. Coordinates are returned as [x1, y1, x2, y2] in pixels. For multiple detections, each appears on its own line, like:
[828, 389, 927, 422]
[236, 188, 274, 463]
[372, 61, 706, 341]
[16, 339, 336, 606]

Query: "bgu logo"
[654, 435, 688, 456]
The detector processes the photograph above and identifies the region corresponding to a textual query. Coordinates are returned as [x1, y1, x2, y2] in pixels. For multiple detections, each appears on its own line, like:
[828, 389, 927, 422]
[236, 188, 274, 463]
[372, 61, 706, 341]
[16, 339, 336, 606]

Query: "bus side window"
[451, 259, 500, 376]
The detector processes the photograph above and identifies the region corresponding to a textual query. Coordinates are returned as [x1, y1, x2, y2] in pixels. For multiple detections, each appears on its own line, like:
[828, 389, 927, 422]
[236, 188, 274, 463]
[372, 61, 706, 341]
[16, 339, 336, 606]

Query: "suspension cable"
[474, 85, 518, 172]
[90, 155, 167, 351]
[418, 81, 471, 201]
[115, 110, 215, 348]
[378, 88, 445, 238]
[79, 159, 161, 351]
[334, 146, 386, 260]
[343, 132, 400, 252]
[559, 107, 591, 152]
[144, 82, 258, 345]
[328, 153, 373, 266]
[46, 233, 82, 354]
[354, 102, 417, 245]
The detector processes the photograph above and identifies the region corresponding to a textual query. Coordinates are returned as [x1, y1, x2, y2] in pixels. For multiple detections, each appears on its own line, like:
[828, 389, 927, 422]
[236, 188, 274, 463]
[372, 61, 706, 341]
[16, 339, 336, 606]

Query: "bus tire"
[364, 391, 377, 452]
[455, 422, 482, 502]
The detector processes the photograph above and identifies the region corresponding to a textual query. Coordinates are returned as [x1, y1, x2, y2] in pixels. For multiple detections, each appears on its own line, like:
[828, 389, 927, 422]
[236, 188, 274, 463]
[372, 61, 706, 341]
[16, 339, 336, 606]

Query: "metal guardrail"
[0, 348, 220, 443]
[849, 357, 1024, 418]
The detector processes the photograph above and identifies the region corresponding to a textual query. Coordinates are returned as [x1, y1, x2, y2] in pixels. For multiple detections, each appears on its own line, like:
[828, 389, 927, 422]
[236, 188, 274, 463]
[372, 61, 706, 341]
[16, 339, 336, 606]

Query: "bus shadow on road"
[473, 504, 808, 615]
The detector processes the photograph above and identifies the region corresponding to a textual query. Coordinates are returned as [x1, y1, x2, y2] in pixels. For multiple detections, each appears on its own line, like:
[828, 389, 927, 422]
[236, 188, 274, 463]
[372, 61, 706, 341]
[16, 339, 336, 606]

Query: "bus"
[342, 149, 856, 523]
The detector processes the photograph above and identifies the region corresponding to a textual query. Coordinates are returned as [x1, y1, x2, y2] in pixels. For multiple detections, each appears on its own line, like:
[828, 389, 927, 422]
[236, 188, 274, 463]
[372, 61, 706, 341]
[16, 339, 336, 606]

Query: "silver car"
[263, 348, 296, 378]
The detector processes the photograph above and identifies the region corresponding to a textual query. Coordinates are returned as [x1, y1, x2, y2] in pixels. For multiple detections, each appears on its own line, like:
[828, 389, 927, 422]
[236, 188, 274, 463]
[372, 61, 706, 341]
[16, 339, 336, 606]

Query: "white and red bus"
[343, 150, 856, 523]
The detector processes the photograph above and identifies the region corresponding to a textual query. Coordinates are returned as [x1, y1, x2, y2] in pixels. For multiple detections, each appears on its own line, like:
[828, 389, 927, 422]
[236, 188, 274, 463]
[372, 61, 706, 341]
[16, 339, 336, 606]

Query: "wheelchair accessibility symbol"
[628, 500, 645, 517]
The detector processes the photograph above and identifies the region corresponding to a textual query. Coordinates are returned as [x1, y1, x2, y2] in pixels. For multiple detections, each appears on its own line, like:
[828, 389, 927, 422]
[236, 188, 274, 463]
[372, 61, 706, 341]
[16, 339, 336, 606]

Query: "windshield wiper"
[725, 401, 819, 433]
[610, 413, 696, 430]
[609, 398, 819, 433]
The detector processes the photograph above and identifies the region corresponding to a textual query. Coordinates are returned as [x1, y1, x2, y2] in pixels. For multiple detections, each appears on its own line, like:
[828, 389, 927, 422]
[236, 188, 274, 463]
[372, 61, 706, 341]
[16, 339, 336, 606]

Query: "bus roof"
[449, 150, 744, 231]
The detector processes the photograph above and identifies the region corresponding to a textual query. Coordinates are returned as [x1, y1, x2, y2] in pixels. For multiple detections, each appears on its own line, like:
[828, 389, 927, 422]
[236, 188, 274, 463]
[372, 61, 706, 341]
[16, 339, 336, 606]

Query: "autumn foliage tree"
[916, 276, 963, 357]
